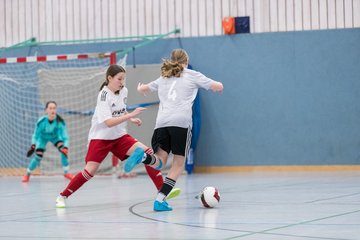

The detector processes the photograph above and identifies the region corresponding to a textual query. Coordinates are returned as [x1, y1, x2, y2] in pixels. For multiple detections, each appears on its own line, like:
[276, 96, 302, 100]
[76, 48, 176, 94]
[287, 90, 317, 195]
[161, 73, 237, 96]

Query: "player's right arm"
[31, 120, 41, 145]
[137, 83, 151, 96]
[27, 117, 44, 157]
[137, 78, 160, 96]
[31, 117, 47, 145]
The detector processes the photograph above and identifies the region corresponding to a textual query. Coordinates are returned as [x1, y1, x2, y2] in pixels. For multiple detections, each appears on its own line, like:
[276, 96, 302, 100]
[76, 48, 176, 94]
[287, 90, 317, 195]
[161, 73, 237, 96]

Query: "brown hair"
[161, 49, 189, 78]
[99, 65, 126, 94]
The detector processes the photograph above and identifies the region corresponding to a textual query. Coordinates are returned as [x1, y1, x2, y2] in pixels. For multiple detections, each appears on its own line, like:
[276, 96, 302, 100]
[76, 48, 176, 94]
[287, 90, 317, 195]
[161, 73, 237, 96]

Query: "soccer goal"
[0, 51, 127, 176]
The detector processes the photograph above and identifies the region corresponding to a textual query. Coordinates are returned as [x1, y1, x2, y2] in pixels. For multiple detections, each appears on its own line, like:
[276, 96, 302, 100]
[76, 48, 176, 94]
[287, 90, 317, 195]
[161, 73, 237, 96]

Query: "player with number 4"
[124, 48, 224, 211]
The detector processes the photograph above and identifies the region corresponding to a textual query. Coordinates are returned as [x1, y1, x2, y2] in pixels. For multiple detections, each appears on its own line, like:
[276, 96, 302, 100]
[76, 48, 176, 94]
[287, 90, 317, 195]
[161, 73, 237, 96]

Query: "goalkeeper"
[22, 101, 74, 182]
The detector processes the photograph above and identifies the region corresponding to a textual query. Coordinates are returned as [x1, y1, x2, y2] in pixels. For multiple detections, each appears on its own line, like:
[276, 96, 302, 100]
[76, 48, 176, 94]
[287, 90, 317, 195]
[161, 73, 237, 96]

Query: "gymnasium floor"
[0, 171, 359, 240]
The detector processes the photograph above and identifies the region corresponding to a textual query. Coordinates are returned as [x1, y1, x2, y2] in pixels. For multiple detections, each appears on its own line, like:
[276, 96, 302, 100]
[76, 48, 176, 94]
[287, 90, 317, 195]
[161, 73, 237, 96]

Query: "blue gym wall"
[193, 29, 360, 166]
[2, 28, 360, 167]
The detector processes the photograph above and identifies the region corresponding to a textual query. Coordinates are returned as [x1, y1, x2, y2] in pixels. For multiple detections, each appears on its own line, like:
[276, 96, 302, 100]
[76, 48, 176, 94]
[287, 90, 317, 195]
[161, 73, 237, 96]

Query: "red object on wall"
[222, 17, 235, 35]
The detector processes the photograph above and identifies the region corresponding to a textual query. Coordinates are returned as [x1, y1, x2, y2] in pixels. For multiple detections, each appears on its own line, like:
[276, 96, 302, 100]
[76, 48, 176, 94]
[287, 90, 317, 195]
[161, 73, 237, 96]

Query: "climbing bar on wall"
[115, 28, 181, 57]
[0, 29, 181, 53]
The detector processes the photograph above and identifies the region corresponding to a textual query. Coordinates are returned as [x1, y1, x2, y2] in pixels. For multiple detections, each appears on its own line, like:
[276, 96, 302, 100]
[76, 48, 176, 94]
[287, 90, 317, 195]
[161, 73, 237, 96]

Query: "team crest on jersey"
[112, 103, 116, 107]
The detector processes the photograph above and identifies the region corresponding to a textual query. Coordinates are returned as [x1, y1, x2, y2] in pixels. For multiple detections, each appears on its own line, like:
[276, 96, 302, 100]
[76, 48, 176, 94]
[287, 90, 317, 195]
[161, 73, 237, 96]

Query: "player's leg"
[144, 165, 163, 190]
[112, 155, 119, 175]
[124, 128, 169, 173]
[56, 161, 99, 208]
[116, 155, 137, 178]
[112, 135, 164, 189]
[54, 140, 73, 180]
[132, 142, 165, 190]
[118, 133, 181, 206]
[153, 127, 190, 211]
[153, 155, 185, 211]
[56, 139, 109, 208]
[126, 142, 181, 199]
[122, 142, 160, 172]
[22, 140, 47, 182]
[142, 147, 181, 199]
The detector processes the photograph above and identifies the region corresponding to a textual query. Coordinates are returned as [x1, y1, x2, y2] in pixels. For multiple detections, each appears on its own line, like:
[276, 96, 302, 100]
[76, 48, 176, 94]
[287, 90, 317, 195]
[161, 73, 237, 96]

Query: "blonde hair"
[161, 49, 189, 78]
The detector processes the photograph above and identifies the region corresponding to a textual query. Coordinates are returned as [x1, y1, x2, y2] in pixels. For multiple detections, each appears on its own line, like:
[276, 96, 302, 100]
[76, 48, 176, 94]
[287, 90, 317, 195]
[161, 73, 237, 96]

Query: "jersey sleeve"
[148, 77, 161, 92]
[123, 87, 128, 99]
[95, 90, 113, 123]
[58, 121, 69, 147]
[189, 69, 213, 90]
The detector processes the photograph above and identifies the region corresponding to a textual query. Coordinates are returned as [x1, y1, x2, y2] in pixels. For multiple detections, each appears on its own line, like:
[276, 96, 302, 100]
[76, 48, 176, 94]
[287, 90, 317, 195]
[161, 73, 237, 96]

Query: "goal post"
[0, 51, 124, 176]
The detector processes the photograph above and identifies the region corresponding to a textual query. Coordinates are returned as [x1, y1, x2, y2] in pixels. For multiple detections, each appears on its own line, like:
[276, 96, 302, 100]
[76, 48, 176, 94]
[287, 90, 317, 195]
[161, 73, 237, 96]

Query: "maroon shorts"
[85, 134, 138, 164]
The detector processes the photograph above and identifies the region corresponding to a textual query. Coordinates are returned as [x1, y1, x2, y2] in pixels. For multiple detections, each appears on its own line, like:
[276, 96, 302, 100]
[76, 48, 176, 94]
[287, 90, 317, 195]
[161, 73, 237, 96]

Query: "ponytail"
[99, 81, 108, 91]
[56, 114, 65, 123]
[161, 59, 184, 78]
[160, 49, 189, 78]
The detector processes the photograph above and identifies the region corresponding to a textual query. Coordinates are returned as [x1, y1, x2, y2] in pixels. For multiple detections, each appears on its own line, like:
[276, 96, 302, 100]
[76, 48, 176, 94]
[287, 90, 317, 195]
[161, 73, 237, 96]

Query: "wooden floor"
[0, 171, 359, 239]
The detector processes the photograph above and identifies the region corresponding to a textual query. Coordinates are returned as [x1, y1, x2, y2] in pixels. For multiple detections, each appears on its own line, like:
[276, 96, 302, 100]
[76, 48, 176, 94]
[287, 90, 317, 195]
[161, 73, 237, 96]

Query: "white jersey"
[88, 86, 128, 141]
[148, 68, 214, 129]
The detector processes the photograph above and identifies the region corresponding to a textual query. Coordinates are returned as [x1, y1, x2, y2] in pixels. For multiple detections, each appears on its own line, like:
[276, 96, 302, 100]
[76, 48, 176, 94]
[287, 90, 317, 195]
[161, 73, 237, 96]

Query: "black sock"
[142, 153, 156, 165]
[159, 177, 176, 196]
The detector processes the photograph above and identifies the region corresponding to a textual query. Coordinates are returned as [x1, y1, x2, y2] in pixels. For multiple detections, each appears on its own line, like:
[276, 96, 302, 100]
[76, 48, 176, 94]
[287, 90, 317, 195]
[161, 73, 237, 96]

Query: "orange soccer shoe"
[22, 175, 30, 182]
[64, 173, 74, 180]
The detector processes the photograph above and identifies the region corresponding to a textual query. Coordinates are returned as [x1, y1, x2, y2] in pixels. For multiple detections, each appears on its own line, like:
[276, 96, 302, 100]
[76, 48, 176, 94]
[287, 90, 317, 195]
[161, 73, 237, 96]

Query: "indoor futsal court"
[1, 172, 360, 239]
[1, 0, 360, 240]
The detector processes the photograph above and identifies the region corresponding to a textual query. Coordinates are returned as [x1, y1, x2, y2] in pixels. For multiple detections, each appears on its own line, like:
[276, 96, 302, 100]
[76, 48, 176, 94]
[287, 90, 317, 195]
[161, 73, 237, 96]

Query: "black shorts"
[151, 126, 192, 157]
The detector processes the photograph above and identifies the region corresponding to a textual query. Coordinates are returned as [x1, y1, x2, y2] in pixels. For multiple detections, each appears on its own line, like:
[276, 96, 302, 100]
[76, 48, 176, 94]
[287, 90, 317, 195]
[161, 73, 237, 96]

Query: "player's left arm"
[124, 110, 142, 126]
[210, 81, 224, 93]
[192, 70, 224, 93]
[129, 117, 142, 126]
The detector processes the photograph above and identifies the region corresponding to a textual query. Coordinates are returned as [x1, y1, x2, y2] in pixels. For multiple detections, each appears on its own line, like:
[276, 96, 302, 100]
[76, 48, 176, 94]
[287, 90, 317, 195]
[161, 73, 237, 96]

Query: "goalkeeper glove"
[26, 144, 36, 157]
[59, 146, 68, 157]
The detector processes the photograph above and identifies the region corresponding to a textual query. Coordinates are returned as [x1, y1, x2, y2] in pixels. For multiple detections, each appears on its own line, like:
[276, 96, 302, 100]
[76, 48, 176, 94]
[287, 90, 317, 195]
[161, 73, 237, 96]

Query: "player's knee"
[35, 150, 44, 157]
[57, 144, 64, 150]
[145, 148, 154, 155]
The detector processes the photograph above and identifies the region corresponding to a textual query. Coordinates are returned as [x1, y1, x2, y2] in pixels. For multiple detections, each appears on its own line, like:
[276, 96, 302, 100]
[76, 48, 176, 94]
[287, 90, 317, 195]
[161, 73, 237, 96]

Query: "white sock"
[156, 192, 166, 202]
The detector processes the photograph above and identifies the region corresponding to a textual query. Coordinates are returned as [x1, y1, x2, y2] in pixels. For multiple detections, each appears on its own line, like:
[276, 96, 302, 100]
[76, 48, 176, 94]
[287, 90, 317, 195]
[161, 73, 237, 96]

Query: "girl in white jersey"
[55, 65, 180, 208]
[124, 49, 224, 211]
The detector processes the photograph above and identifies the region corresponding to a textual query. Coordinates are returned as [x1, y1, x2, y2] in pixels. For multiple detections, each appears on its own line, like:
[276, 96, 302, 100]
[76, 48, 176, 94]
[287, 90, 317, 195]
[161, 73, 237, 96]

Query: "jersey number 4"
[167, 82, 177, 101]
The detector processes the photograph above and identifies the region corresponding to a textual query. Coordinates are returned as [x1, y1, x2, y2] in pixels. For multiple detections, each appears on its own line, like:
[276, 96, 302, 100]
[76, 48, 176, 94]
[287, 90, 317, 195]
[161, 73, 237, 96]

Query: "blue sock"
[155, 159, 163, 170]
[61, 155, 69, 174]
[27, 155, 42, 174]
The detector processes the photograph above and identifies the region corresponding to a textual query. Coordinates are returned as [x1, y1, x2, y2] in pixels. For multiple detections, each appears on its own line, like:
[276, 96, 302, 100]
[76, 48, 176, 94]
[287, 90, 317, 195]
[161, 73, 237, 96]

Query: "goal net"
[0, 52, 130, 176]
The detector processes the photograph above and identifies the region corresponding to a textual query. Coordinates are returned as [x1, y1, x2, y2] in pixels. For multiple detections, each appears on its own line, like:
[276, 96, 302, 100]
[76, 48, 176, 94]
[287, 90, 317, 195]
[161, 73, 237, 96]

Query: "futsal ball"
[199, 186, 220, 208]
